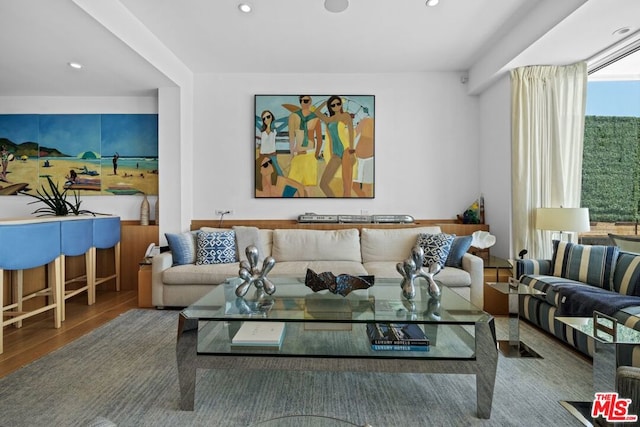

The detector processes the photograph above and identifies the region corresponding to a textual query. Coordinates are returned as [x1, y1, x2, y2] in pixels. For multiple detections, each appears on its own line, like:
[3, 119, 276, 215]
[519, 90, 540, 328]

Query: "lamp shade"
[535, 208, 590, 233]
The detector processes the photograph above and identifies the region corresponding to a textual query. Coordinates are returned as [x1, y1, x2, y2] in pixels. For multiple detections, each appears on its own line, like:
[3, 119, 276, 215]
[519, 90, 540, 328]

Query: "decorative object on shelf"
[235, 245, 277, 297]
[471, 230, 496, 249]
[457, 197, 483, 224]
[23, 175, 97, 216]
[140, 193, 150, 225]
[396, 245, 441, 300]
[304, 269, 374, 296]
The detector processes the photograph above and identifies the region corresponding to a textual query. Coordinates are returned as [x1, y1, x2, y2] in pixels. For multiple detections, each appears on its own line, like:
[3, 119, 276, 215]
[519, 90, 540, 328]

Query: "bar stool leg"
[114, 242, 121, 292]
[50, 258, 61, 329]
[86, 251, 95, 305]
[12, 270, 23, 329]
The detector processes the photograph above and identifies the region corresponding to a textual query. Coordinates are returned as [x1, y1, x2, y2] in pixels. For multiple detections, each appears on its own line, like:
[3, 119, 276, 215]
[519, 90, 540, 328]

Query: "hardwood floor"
[0, 289, 139, 378]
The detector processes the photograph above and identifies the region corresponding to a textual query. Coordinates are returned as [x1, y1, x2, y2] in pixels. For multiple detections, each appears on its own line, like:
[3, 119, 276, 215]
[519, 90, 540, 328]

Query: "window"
[582, 80, 640, 230]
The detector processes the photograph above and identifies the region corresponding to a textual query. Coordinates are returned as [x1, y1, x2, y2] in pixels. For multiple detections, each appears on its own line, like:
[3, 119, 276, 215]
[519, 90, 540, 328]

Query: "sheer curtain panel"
[511, 62, 587, 259]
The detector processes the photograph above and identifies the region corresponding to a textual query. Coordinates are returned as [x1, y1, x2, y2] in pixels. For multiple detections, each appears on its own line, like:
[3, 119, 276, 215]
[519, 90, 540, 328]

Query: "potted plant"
[23, 176, 97, 216]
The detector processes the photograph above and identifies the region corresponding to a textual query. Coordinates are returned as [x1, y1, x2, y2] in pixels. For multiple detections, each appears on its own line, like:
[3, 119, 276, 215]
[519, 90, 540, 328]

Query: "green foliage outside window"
[582, 116, 640, 222]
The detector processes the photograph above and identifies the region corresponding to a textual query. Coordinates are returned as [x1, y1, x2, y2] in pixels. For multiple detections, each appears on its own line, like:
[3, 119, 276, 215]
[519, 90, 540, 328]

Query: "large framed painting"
[254, 95, 374, 198]
[0, 114, 158, 196]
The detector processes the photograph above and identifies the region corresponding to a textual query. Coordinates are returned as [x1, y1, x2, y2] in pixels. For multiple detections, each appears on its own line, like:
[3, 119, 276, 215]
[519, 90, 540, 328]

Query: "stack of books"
[231, 321, 286, 350]
[366, 323, 430, 351]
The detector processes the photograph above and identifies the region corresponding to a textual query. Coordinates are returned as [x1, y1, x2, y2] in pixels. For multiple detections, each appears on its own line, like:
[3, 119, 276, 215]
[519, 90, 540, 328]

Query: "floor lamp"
[535, 207, 591, 243]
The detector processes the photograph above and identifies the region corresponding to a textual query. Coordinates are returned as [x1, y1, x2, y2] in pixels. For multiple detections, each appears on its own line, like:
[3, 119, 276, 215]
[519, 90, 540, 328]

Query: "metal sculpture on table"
[396, 245, 441, 300]
[304, 269, 374, 297]
[235, 245, 277, 297]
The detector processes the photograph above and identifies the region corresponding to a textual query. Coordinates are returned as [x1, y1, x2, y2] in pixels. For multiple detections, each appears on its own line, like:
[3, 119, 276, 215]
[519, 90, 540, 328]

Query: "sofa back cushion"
[551, 241, 619, 289]
[360, 226, 441, 263]
[613, 251, 640, 296]
[272, 228, 361, 262]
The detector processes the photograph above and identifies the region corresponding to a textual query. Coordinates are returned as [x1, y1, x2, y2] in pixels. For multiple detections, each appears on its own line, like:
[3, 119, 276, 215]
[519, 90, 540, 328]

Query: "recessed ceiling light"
[238, 3, 251, 13]
[612, 27, 631, 36]
[426, 0, 440, 6]
[324, 0, 349, 13]
[68, 62, 83, 69]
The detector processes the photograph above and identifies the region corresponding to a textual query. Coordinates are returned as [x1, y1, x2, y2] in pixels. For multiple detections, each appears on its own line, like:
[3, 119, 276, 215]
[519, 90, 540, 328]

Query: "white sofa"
[152, 225, 484, 309]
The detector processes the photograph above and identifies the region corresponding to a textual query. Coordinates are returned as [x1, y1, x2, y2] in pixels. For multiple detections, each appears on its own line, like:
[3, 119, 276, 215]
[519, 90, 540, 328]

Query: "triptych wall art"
[0, 114, 158, 196]
[255, 95, 375, 198]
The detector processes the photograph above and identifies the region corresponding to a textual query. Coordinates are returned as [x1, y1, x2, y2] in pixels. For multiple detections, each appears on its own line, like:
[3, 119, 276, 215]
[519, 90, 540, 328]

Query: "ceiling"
[0, 0, 638, 97]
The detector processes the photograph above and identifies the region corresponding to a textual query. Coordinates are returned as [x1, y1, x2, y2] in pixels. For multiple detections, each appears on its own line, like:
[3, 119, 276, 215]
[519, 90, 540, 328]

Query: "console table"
[0, 215, 120, 354]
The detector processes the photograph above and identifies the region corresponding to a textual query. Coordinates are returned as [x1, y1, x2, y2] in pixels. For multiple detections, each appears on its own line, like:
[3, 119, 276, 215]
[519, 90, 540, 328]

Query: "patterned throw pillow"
[551, 240, 619, 289]
[445, 235, 472, 268]
[165, 231, 196, 266]
[416, 233, 455, 268]
[196, 230, 238, 265]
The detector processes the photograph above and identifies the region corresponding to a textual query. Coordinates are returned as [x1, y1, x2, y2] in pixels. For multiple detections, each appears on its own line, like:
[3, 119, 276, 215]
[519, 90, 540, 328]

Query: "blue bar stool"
[60, 218, 94, 321]
[92, 216, 121, 302]
[0, 220, 62, 355]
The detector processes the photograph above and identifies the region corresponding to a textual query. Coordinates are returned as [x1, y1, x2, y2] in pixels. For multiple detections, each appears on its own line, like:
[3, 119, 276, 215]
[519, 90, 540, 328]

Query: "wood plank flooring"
[0, 290, 139, 378]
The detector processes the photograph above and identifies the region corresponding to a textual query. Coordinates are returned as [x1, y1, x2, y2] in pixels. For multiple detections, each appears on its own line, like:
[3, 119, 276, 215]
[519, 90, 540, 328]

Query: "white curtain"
[511, 62, 587, 259]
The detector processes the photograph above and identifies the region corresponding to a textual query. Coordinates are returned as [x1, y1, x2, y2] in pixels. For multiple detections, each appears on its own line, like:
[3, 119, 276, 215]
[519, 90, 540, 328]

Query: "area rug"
[0, 309, 592, 426]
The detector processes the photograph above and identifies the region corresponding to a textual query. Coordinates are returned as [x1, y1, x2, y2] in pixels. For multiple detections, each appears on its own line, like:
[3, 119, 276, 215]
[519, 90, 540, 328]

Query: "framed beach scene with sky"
[255, 95, 374, 198]
[0, 114, 158, 196]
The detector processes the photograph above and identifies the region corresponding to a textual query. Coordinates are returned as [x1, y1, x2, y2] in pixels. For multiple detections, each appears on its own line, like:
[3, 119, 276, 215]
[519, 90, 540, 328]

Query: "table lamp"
[535, 207, 590, 242]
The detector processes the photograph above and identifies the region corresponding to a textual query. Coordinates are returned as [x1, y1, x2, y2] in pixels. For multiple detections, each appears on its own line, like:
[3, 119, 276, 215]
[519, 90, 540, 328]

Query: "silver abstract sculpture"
[235, 245, 277, 297]
[396, 245, 441, 300]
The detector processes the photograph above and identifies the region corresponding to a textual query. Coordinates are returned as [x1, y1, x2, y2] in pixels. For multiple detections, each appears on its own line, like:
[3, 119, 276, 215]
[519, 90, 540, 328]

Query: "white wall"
[192, 72, 482, 221]
[0, 96, 158, 220]
[478, 75, 512, 258]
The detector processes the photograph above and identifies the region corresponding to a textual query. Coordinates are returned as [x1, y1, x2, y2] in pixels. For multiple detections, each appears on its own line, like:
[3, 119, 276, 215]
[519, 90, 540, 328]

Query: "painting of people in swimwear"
[254, 95, 374, 198]
[0, 114, 158, 196]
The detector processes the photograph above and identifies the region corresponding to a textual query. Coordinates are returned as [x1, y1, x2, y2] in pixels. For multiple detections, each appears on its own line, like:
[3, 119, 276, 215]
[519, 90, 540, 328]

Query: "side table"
[137, 258, 153, 308]
[483, 256, 512, 315]
[488, 278, 545, 358]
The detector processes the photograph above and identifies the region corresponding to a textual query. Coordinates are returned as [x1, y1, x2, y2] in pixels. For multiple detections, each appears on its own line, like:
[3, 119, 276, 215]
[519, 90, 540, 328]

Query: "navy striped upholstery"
[515, 259, 552, 278]
[551, 241, 619, 290]
[614, 251, 640, 296]
[519, 274, 589, 307]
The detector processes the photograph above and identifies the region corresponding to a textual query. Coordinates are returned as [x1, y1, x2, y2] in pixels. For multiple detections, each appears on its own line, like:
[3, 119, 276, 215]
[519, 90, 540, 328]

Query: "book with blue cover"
[366, 323, 430, 349]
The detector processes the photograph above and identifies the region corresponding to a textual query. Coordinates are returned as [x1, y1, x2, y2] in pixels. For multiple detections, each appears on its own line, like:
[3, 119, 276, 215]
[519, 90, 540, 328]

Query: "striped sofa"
[515, 241, 640, 366]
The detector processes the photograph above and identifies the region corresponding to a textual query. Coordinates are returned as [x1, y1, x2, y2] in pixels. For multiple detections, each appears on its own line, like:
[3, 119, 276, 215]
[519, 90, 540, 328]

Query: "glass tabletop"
[556, 316, 640, 344]
[182, 276, 490, 324]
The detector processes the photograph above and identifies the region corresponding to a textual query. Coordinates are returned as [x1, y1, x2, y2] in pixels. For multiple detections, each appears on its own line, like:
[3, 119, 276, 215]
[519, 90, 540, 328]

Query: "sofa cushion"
[362, 261, 470, 288]
[233, 226, 264, 262]
[613, 251, 640, 296]
[360, 226, 441, 263]
[165, 231, 196, 266]
[196, 230, 238, 265]
[416, 233, 454, 268]
[446, 235, 473, 268]
[272, 229, 361, 262]
[519, 274, 590, 307]
[551, 241, 619, 290]
[162, 262, 240, 285]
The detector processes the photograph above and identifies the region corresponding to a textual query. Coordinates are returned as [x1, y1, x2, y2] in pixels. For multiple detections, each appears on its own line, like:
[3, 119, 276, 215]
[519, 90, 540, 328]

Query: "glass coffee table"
[557, 313, 640, 425]
[177, 277, 498, 420]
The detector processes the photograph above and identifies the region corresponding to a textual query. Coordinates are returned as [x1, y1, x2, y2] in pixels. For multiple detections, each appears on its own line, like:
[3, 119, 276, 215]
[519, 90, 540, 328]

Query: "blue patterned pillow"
[416, 233, 455, 268]
[196, 230, 238, 265]
[165, 231, 196, 266]
[445, 235, 472, 268]
[551, 241, 619, 289]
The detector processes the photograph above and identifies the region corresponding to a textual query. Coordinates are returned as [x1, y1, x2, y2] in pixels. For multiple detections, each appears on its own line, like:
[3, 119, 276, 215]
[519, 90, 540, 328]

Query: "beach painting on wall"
[0, 114, 158, 196]
[255, 95, 374, 198]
